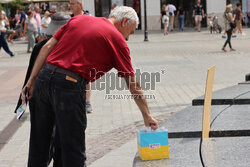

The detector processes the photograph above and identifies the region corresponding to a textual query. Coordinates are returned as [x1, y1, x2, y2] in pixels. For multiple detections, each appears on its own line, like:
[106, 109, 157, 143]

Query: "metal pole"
[144, 0, 148, 41]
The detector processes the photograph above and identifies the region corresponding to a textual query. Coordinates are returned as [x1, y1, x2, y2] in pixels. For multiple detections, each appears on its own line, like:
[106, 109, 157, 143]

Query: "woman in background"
[160, 4, 169, 35]
[222, 4, 236, 52]
[176, 5, 185, 31]
[24, 11, 37, 53]
[41, 11, 51, 38]
[0, 11, 14, 57]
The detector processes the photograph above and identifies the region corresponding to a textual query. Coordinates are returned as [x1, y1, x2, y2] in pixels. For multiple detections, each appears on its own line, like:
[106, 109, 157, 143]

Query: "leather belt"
[44, 63, 82, 82]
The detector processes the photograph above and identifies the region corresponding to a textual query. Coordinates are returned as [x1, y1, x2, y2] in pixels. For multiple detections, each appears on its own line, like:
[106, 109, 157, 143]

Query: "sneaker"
[86, 102, 93, 113]
[242, 33, 246, 36]
[232, 34, 237, 38]
[222, 35, 226, 38]
[10, 53, 15, 57]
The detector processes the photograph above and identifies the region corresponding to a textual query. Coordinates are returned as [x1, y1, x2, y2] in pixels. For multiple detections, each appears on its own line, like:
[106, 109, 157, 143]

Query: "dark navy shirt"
[194, 5, 203, 15]
[19, 11, 26, 26]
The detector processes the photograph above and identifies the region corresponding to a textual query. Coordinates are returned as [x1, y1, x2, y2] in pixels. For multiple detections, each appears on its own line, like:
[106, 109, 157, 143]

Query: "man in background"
[193, 0, 205, 32]
[234, 3, 246, 36]
[166, 2, 176, 31]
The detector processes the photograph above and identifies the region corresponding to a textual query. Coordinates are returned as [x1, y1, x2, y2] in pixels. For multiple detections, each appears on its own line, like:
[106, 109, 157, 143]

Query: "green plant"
[8, 0, 25, 10]
[0, 4, 4, 11]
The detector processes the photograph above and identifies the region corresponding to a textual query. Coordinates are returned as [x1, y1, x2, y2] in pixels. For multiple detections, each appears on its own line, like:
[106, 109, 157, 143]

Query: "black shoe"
[10, 53, 15, 57]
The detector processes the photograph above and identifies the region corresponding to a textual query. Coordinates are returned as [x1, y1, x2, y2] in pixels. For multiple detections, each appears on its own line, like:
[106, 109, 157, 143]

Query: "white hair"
[109, 6, 139, 26]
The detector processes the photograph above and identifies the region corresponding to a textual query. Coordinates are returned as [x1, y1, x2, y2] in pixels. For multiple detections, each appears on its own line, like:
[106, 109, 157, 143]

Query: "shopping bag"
[137, 127, 169, 160]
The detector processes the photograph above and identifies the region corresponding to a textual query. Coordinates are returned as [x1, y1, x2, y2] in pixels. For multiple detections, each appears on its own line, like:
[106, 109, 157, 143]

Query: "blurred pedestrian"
[40, 11, 51, 39]
[234, 3, 246, 36]
[247, 11, 250, 27]
[8, 14, 20, 42]
[222, 4, 236, 52]
[0, 12, 14, 57]
[193, 0, 205, 32]
[160, 4, 169, 35]
[22, 6, 158, 167]
[244, 11, 248, 28]
[34, 6, 42, 37]
[176, 5, 185, 31]
[50, 5, 57, 15]
[24, 11, 37, 53]
[17, 8, 26, 38]
[167, 3, 176, 31]
[70, 0, 84, 16]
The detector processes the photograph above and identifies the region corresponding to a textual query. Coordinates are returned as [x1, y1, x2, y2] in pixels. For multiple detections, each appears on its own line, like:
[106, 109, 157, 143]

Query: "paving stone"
[162, 105, 229, 133]
[211, 105, 250, 131]
[202, 137, 250, 167]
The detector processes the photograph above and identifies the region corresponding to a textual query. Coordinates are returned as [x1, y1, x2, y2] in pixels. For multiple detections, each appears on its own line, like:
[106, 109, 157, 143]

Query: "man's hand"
[143, 114, 158, 130]
[124, 76, 159, 130]
[21, 79, 36, 103]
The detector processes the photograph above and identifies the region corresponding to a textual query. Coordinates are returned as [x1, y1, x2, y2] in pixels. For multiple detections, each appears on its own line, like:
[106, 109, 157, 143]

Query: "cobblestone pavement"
[0, 29, 250, 166]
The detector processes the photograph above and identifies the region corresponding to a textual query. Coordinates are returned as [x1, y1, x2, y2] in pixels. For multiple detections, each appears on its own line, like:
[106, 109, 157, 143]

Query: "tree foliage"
[8, 0, 25, 10]
[0, 4, 4, 11]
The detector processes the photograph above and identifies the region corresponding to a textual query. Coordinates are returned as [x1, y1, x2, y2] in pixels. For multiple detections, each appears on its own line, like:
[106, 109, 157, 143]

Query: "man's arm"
[124, 76, 158, 130]
[21, 37, 58, 101]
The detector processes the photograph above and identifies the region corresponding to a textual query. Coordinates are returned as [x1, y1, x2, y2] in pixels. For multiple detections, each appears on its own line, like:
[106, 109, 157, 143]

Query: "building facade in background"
[82, 0, 249, 30]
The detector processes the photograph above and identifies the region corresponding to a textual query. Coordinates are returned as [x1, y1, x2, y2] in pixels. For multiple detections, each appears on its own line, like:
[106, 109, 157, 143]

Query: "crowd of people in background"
[0, 0, 250, 55]
[160, 0, 249, 36]
[160, 0, 205, 35]
[0, 4, 93, 54]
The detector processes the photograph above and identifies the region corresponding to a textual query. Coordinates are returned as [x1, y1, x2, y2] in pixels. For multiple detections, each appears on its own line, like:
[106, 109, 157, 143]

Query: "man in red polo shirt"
[22, 6, 158, 167]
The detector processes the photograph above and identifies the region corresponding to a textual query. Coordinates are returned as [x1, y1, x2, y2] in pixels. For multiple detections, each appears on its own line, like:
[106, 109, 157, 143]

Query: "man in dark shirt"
[234, 3, 245, 35]
[193, 0, 205, 32]
[17, 8, 26, 38]
[22, 6, 158, 167]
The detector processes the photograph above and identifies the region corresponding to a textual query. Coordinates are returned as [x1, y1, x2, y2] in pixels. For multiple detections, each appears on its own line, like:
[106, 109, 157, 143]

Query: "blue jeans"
[27, 30, 36, 51]
[28, 67, 87, 167]
[0, 32, 13, 56]
[38, 27, 41, 37]
[178, 15, 185, 30]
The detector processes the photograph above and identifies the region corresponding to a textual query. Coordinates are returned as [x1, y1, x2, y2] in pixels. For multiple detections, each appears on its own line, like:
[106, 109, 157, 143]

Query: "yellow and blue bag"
[137, 127, 169, 160]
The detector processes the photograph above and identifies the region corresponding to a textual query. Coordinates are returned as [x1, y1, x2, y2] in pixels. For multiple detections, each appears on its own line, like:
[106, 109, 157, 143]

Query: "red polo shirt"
[46, 15, 135, 82]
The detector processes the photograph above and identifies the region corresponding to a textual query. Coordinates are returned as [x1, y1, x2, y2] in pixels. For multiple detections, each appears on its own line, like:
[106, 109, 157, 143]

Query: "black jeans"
[0, 32, 13, 56]
[28, 67, 87, 167]
[223, 28, 233, 48]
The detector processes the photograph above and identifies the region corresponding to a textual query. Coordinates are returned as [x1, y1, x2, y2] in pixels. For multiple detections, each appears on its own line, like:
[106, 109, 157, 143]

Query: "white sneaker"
[86, 102, 93, 113]
[242, 33, 246, 36]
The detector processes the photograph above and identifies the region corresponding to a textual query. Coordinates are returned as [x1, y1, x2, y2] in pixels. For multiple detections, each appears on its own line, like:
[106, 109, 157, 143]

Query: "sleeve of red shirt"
[53, 20, 70, 41]
[113, 47, 135, 77]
